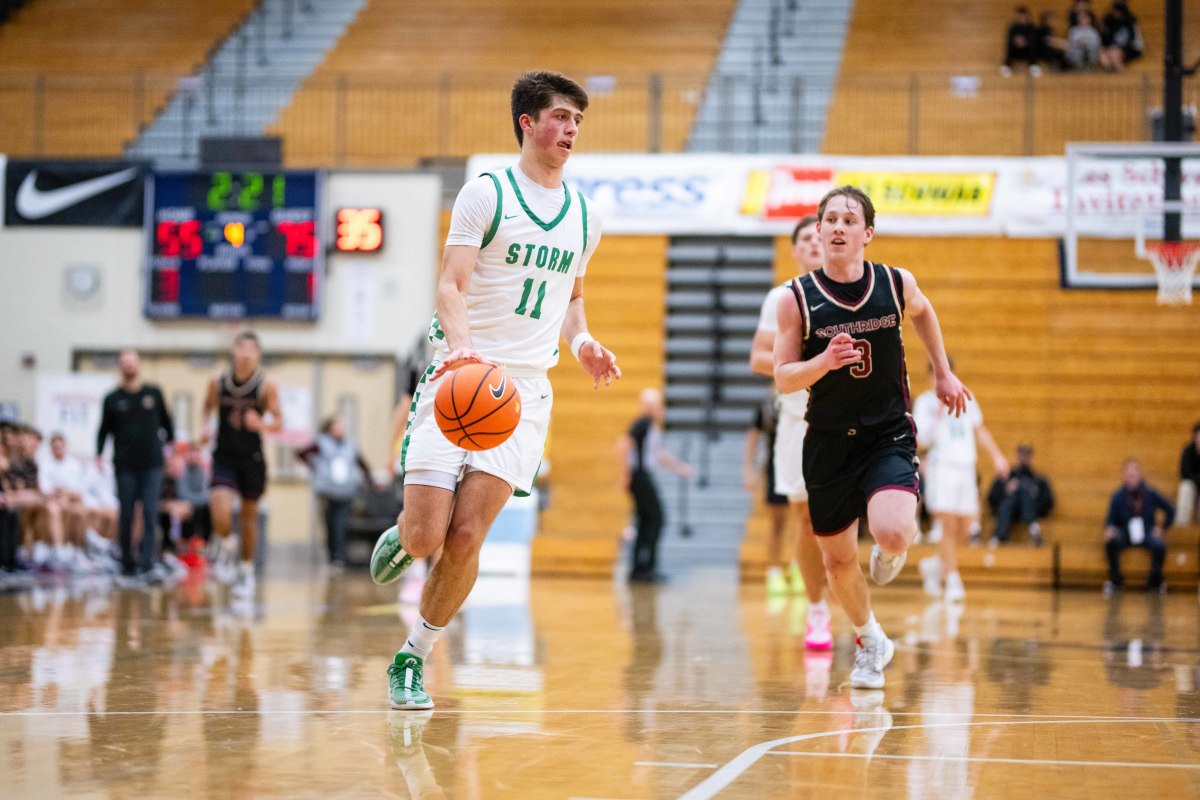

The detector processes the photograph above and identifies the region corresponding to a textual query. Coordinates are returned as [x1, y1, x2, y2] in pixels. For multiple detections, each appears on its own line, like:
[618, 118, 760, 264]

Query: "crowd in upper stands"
[1002, 0, 1143, 76]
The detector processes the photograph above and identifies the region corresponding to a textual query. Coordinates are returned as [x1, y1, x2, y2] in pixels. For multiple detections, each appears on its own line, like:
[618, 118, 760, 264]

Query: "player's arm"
[749, 329, 776, 377]
[899, 267, 971, 417]
[198, 378, 219, 446]
[974, 424, 1009, 478]
[773, 290, 859, 393]
[430, 244, 495, 380]
[259, 381, 284, 434]
[615, 434, 633, 491]
[561, 277, 620, 389]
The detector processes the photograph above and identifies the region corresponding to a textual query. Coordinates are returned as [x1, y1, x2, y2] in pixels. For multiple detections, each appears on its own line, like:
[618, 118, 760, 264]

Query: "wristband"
[570, 332, 595, 360]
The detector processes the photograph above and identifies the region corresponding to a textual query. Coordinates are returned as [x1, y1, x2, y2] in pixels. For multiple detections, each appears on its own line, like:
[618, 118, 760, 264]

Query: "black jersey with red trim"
[215, 368, 267, 459]
[790, 261, 911, 432]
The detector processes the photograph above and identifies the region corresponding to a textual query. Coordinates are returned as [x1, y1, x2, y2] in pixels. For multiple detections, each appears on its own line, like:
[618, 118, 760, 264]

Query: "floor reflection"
[1, 570, 1199, 798]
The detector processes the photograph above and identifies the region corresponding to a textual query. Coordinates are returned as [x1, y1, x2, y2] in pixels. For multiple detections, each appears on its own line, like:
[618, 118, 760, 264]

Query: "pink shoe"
[804, 604, 833, 650]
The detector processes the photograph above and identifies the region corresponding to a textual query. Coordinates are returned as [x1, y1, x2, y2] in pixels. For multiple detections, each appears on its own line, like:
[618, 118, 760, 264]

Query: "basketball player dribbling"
[201, 330, 282, 600]
[370, 71, 620, 710]
[749, 215, 833, 651]
[774, 185, 972, 690]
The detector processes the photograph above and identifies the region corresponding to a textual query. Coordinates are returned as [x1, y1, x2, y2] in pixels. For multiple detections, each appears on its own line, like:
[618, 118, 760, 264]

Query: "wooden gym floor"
[1, 565, 1198, 799]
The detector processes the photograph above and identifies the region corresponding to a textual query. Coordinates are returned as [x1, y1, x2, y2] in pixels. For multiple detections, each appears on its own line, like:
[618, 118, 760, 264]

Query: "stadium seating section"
[0, 0, 256, 156]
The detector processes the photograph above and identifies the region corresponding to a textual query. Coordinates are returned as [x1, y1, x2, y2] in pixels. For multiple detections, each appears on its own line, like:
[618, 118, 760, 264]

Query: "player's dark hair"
[791, 214, 819, 244]
[818, 185, 876, 229]
[511, 71, 589, 146]
[233, 330, 261, 349]
[1192, 420, 1200, 436]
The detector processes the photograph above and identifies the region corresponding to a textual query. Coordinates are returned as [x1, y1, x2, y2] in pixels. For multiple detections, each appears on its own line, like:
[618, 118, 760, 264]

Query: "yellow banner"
[834, 171, 995, 216]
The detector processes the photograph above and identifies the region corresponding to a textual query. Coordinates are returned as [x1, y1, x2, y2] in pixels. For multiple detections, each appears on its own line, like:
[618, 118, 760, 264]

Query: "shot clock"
[144, 171, 323, 320]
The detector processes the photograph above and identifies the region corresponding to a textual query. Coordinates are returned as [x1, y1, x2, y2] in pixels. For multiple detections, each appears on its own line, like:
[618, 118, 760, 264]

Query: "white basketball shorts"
[925, 461, 979, 517]
[773, 411, 808, 503]
[401, 361, 552, 495]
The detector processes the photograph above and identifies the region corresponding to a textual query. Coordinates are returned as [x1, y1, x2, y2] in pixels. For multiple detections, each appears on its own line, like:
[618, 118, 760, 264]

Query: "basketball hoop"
[1144, 241, 1200, 306]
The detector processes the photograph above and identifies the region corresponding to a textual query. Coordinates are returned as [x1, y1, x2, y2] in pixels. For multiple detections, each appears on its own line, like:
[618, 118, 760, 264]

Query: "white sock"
[239, 560, 254, 577]
[853, 612, 886, 642]
[809, 599, 829, 616]
[400, 615, 445, 661]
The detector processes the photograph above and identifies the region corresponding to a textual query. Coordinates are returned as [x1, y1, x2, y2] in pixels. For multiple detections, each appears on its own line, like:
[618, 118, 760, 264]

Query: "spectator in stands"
[1103, 458, 1174, 595]
[1175, 421, 1200, 526]
[1067, 0, 1093, 27]
[0, 429, 30, 585]
[97, 348, 175, 584]
[6, 424, 71, 569]
[1002, 6, 1043, 77]
[176, 442, 212, 541]
[39, 432, 106, 568]
[618, 388, 693, 584]
[1065, 10, 1104, 70]
[987, 443, 1053, 546]
[297, 415, 376, 569]
[156, 450, 197, 580]
[1036, 10, 1070, 70]
[1100, 1, 1143, 71]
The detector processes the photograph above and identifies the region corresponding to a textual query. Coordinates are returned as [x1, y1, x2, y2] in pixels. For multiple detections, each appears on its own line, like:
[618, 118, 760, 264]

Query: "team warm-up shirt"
[96, 384, 174, 471]
[757, 281, 810, 418]
[913, 390, 984, 468]
[792, 261, 911, 431]
[432, 165, 602, 372]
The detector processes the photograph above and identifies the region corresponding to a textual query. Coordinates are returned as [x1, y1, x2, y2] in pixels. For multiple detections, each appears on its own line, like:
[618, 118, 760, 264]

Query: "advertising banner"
[4, 160, 146, 227]
[467, 153, 1197, 239]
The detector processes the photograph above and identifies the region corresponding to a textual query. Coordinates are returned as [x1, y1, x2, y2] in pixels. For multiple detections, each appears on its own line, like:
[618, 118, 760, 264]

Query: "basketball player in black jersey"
[774, 186, 971, 690]
[201, 331, 282, 599]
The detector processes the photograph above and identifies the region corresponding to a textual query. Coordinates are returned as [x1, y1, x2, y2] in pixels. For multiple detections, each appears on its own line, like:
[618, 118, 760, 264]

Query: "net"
[1145, 241, 1200, 305]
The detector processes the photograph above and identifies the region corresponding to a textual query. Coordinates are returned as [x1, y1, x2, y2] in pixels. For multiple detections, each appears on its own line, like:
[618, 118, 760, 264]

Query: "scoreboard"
[144, 171, 323, 320]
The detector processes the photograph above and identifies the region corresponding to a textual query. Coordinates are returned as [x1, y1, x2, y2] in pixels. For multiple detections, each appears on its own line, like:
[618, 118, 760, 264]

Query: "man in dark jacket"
[1104, 458, 1174, 595]
[97, 349, 174, 582]
[987, 443, 1054, 546]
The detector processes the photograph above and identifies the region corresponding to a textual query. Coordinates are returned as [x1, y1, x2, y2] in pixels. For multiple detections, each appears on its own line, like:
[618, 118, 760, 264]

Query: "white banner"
[466, 153, 1199, 239]
[35, 373, 114, 460]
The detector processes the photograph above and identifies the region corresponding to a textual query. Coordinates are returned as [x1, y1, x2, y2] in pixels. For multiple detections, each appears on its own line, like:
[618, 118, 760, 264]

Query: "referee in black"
[97, 348, 174, 583]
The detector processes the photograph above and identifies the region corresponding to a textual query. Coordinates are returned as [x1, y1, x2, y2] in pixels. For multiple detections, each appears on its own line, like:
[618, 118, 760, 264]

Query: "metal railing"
[0, 70, 1194, 164]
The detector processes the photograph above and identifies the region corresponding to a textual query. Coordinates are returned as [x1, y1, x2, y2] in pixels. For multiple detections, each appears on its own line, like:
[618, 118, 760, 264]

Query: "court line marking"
[677, 718, 1200, 800]
[771, 751, 1200, 770]
[0, 709, 1197, 720]
[634, 762, 718, 769]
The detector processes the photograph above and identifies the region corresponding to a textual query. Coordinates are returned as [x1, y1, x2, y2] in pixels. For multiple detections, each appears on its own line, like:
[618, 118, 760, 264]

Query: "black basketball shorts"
[801, 417, 920, 535]
[211, 450, 267, 501]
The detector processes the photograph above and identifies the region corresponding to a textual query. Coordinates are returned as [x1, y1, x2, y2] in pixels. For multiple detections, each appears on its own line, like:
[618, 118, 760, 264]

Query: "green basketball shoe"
[371, 525, 414, 585]
[388, 652, 434, 710]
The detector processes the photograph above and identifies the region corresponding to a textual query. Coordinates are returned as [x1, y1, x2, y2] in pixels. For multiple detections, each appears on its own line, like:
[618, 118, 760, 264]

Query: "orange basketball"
[433, 363, 521, 451]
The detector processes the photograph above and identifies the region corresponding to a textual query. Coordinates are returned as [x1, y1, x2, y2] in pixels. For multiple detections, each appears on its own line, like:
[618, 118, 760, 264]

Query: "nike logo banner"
[4, 160, 146, 227]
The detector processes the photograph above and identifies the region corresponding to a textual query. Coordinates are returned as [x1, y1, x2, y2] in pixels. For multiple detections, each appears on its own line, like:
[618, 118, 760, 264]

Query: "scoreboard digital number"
[145, 171, 323, 320]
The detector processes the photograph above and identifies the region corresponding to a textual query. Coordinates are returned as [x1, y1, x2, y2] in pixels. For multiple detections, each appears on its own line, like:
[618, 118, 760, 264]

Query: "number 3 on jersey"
[515, 278, 547, 319]
[850, 339, 873, 378]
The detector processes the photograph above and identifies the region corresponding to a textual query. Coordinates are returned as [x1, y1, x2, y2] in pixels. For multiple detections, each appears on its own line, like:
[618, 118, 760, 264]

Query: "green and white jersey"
[430, 164, 602, 372]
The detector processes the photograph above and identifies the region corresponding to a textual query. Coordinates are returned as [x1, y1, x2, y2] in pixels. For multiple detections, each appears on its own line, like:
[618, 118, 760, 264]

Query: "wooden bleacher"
[532, 235, 669, 575]
[0, 0, 255, 157]
[826, 0, 1200, 155]
[739, 234, 1200, 589]
[274, 0, 736, 167]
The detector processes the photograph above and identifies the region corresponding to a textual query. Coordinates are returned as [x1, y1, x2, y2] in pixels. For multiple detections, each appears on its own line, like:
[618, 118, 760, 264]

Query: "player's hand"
[822, 332, 862, 372]
[993, 455, 1010, 479]
[431, 349, 496, 380]
[1151, 526, 1164, 540]
[579, 340, 621, 389]
[934, 371, 972, 417]
[243, 409, 263, 432]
